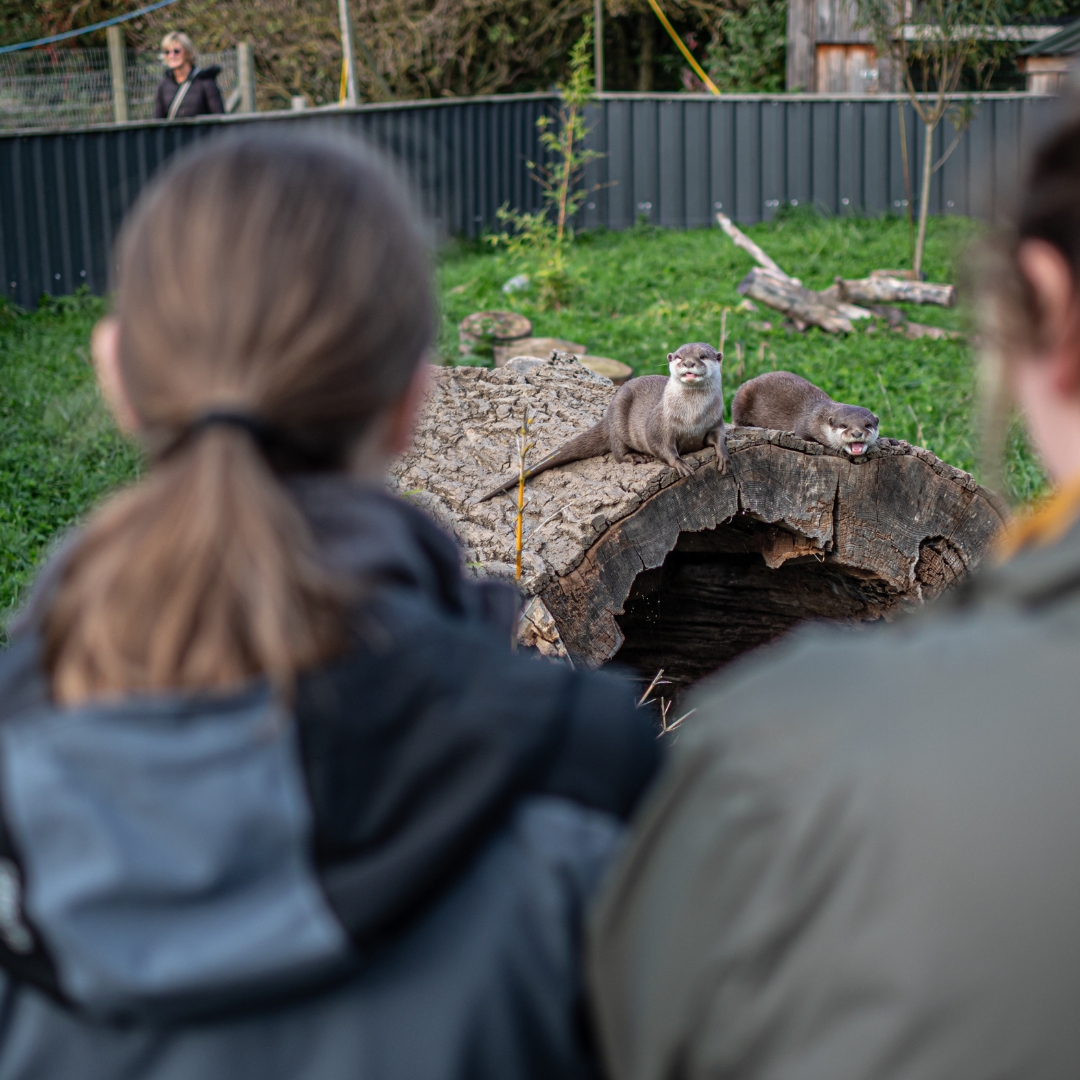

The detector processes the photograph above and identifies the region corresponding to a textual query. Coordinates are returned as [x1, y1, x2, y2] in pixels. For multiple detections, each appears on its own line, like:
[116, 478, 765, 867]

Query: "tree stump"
[392, 357, 1008, 689]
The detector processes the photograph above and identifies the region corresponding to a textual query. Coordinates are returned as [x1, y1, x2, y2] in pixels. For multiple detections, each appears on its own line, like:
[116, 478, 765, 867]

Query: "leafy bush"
[705, 0, 787, 92]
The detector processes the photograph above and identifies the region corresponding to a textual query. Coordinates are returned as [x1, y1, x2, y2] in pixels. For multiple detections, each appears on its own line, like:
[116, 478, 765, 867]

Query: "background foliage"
[2, 0, 761, 107]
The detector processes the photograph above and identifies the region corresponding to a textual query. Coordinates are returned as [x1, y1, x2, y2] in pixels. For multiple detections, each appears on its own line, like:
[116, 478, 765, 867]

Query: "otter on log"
[477, 342, 728, 502]
[731, 371, 879, 457]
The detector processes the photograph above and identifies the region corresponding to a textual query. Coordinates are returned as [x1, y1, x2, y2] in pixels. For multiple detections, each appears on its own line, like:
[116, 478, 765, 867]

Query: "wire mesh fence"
[0, 48, 239, 131]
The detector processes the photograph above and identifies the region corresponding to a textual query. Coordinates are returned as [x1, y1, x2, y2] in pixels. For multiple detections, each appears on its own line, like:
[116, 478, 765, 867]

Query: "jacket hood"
[0, 478, 654, 1023]
[0, 481, 521, 1020]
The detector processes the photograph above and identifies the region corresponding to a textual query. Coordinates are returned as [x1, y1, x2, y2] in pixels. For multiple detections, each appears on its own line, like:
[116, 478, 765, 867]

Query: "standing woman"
[0, 136, 659, 1078]
[153, 31, 223, 120]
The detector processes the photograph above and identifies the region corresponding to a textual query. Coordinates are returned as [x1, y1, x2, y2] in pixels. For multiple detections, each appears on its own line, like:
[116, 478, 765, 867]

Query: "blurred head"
[45, 135, 434, 704]
[976, 115, 1080, 486]
[160, 31, 195, 74]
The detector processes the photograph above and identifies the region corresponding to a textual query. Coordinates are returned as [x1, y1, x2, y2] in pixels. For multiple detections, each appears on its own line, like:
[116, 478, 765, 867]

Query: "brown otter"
[731, 371, 879, 457]
[477, 342, 728, 502]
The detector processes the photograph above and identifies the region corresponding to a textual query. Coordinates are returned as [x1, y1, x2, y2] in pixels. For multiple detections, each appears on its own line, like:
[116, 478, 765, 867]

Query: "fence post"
[107, 25, 128, 123]
[237, 41, 256, 112]
[594, 0, 604, 92]
[338, 0, 359, 106]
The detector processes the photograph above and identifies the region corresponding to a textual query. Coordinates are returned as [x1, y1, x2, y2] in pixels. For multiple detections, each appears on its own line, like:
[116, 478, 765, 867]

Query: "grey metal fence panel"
[0, 91, 1065, 309]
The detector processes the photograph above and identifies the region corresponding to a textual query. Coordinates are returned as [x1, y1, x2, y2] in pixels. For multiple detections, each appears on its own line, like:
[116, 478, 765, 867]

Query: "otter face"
[668, 342, 722, 389]
[824, 405, 879, 457]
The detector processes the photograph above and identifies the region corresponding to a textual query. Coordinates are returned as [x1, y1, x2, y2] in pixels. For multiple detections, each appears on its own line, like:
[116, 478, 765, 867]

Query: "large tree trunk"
[392, 356, 1007, 690]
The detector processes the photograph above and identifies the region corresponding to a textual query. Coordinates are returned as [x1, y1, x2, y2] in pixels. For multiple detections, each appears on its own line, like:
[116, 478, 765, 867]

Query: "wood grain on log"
[836, 276, 958, 307]
[392, 361, 1007, 688]
[738, 268, 855, 334]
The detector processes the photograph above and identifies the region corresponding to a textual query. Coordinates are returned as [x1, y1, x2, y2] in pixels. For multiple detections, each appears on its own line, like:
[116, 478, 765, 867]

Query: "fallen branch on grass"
[716, 212, 788, 278]
[718, 212, 871, 333]
[836, 276, 957, 308]
[737, 268, 856, 334]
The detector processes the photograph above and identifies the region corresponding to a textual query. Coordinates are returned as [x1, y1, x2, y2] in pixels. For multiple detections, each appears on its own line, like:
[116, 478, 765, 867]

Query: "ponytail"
[43, 136, 433, 703]
[46, 429, 347, 702]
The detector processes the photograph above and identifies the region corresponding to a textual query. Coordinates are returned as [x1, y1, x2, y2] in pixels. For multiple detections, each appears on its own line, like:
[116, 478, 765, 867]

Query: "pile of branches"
[717, 213, 960, 341]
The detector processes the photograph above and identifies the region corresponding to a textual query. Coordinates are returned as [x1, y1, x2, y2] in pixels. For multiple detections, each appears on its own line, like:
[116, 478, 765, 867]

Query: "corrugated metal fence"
[0, 91, 1062, 309]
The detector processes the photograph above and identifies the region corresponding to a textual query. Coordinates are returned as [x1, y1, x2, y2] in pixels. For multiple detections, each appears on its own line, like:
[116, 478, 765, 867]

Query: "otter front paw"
[671, 458, 695, 478]
[716, 450, 730, 474]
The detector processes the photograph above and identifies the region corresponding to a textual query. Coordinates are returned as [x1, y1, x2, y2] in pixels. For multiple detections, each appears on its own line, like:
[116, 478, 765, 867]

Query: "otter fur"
[477, 342, 728, 502]
[731, 371, 879, 457]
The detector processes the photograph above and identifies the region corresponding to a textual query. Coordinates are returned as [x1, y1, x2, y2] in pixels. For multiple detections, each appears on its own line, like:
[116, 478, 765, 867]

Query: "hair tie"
[158, 410, 345, 472]
[187, 410, 274, 442]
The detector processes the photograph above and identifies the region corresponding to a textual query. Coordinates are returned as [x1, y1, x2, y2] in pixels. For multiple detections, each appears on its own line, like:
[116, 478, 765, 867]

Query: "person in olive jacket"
[153, 31, 224, 120]
[589, 114, 1080, 1080]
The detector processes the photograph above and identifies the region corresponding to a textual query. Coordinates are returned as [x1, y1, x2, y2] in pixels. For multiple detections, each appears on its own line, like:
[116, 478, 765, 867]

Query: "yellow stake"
[514, 406, 534, 581]
[644, 0, 721, 96]
[339, 58, 348, 104]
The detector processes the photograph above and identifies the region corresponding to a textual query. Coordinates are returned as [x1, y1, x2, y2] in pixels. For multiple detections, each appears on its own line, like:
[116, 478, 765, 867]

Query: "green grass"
[0, 214, 1046, 621]
[439, 210, 1047, 505]
[0, 291, 140, 616]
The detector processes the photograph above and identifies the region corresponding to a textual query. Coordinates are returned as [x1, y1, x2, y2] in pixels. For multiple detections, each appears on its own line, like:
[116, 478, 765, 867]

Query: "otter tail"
[476, 424, 609, 502]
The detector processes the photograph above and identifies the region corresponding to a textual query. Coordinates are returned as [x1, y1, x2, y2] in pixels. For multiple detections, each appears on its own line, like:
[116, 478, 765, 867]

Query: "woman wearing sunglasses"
[153, 31, 224, 121]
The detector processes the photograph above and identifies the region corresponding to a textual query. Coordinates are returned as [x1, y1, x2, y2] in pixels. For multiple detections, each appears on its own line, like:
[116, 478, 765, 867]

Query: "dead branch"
[836, 276, 958, 308]
[737, 269, 855, 334]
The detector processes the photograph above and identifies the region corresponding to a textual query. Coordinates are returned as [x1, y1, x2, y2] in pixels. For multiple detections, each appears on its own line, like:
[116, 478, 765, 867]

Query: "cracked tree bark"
[391, 356, 1008, 688]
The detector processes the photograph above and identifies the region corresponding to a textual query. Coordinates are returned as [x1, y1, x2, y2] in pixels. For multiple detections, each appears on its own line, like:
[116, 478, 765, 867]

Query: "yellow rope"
[339, 58, 348, 104]
[996, 473, 1080, 562]
[644, 0, 721, 96]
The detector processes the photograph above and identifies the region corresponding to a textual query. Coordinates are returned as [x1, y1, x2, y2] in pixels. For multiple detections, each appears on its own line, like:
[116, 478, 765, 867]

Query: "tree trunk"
[914, 119, 935, 280]
[638, 10, 654, 91]
[393, 357, 1007, 690]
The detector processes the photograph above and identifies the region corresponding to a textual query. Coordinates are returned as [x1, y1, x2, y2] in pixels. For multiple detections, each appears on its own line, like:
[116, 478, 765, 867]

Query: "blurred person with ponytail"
[0, 135, 658, 1079]
[587, 114, 1080, 1080]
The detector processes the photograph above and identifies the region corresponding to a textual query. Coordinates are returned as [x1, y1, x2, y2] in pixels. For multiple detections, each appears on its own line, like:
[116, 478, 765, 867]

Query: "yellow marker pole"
[339, 59, 348, 104]
[644, 0, 721, 96]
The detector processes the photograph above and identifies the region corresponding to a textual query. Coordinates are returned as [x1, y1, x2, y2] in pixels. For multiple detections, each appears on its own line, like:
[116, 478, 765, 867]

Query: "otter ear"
[828, 415, 835, 426]
[872, 414, 879, 425]
[667, 352, 675, 363]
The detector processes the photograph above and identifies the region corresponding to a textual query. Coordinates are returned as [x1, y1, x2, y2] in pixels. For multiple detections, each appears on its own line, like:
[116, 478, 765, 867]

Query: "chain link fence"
[0, 48, 239, 131]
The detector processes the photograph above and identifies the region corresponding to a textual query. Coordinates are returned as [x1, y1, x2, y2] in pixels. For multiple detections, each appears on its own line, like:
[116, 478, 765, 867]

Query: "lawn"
[0, 213, 1045, 622]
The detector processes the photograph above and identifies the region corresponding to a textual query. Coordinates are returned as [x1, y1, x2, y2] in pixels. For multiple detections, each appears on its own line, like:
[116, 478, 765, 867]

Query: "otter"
[731, 371, 879, 457]
[477, 342, 728, 502]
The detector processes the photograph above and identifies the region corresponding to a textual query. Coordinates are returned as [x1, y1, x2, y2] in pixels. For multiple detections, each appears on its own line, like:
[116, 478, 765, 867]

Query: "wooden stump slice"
[392, 360, 1008, 689]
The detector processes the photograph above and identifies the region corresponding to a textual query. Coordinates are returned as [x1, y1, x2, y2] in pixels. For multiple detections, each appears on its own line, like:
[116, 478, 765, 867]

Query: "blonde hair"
[44, 136, 434, 703]
[160, 31, 196, 64]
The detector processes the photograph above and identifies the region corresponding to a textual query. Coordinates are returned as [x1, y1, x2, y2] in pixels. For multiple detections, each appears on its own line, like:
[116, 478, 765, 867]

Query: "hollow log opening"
[613, 514, 895, 689]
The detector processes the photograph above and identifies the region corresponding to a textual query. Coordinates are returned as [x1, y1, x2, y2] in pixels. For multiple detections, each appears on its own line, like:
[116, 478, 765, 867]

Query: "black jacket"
[153, 65, 224, 119]
[0, 476, 660, 1078]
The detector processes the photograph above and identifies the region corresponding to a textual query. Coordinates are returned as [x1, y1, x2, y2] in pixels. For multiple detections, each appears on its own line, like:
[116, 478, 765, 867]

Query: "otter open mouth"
[848, 442, 867, 456]
[680, 372, 702, 382]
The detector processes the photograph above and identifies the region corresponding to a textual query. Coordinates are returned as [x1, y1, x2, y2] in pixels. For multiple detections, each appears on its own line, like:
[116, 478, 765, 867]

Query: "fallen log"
[716, 213, 879, 333]
[738, 268, 855, 334]
[392, 357, 1007, 690]
[836, 276, 958, 307]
